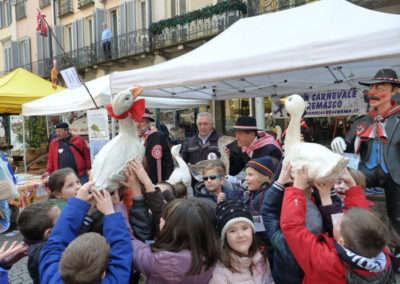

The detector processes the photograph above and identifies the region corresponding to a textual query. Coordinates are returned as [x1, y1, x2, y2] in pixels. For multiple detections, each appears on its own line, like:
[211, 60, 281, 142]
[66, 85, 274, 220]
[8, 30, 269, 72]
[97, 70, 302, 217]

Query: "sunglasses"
[202, 174, 222, 182]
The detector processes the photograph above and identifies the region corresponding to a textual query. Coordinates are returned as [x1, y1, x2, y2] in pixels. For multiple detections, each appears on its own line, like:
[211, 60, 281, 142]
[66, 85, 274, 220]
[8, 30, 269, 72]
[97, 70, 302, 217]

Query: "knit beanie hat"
[245, 156, 275, 177]
[216, 199, 255, 241]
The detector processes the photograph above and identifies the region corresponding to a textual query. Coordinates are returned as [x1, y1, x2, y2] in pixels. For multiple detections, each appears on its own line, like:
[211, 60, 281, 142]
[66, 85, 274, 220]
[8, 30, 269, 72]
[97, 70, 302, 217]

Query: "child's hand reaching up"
[120, 162, 143, 197]
[76, 181, 95, 202]
[339, 168, 356, 188]
[277, 159, 293, 185]
[293, 165, 309, 191]
[315, 178, 335, 206]
[93, 190, 115, 216]
[0, 241, 28, 265]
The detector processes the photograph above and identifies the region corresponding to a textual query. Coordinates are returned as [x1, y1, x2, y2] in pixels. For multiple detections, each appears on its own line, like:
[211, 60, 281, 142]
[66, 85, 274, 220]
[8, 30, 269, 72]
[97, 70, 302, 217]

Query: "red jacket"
[280, 185, 391, 284]
[46, 134, 91, 176]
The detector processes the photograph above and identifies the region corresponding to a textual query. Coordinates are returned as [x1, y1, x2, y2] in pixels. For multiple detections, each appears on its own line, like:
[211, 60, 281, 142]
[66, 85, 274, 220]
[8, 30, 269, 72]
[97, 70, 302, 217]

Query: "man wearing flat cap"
[228, 116, 282, 175]
[42, 122, 91, 183]
[136, 109, 174, 184]
[331, 68, 400, 234]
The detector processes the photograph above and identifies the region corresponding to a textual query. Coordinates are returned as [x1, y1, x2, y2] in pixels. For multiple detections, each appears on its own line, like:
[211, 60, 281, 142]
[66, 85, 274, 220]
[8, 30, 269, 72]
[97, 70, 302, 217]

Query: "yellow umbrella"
[0, 68, 65, 114]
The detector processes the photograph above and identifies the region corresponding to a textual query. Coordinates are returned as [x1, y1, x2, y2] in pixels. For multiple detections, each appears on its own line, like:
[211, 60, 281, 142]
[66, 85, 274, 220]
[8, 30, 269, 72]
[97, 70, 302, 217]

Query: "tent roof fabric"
[0, 68, 65, 114]
[22, 75, 209, 116]
[109, 0, 400, 99]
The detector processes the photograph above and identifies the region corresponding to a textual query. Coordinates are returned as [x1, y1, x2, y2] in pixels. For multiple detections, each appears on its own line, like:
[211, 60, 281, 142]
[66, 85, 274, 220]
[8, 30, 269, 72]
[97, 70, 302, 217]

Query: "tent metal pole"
[22, 116, 27, 173]
[45, 116, 49, 139]
[212, 89, 216, 122]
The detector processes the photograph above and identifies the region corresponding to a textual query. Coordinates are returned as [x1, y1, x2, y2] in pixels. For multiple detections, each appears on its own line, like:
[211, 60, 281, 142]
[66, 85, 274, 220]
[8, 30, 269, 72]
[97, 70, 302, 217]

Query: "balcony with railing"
[39, 0, 51, 9]
[58, 0, 73, 17]
[3, 4, 245, 77]
[15, 0, 26, 21]
[78, 0, 95, 9]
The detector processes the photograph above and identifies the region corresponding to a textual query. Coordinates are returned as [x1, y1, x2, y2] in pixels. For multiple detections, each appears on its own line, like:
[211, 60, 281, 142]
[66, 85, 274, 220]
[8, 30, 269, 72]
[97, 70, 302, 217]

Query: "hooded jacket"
[280, 185, 393, 284]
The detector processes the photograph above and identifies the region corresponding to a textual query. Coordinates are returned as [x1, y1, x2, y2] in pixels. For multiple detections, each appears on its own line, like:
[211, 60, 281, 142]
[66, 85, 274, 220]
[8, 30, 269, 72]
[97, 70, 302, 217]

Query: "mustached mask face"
[367, 83, 395, 109]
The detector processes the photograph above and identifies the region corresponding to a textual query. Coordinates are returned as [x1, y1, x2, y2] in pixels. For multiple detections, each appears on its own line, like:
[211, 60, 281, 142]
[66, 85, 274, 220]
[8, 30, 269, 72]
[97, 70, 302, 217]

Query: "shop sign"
[271, 89, 368, 118]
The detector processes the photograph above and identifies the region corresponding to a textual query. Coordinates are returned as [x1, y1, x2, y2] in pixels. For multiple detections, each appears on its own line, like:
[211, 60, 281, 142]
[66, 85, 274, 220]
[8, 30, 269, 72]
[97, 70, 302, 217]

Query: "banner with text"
[272, 89, 369, 118]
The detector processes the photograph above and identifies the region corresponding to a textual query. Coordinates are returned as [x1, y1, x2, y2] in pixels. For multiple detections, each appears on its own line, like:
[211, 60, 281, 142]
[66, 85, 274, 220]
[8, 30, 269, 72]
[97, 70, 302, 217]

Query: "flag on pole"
[36, 11, 48, 37]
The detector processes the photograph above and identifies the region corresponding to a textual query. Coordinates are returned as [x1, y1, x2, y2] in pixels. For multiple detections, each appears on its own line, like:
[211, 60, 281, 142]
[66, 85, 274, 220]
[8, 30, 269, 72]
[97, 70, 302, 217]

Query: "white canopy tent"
[22, 75, 209, 116]
[109, 0, 400, 102]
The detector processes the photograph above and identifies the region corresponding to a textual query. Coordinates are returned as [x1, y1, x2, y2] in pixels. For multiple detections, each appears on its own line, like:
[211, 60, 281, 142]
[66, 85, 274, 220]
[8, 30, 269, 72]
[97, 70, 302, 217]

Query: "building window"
[15, 0, 26, 20]
[0, 1, 12, 27]
[171, 0, 186, 17]
[110, 10, 118, 37]
[140, 1, 146, 28]
[39, 0, 51, 9]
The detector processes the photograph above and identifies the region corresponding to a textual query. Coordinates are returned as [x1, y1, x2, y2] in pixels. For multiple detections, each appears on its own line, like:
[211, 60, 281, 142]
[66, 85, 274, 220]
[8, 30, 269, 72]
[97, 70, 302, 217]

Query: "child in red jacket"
[281, 165, 394, 284]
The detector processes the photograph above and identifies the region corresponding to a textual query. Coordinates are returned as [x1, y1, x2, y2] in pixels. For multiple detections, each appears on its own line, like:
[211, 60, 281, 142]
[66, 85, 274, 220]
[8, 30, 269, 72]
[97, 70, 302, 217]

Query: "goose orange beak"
[130, 85, 143, 99]
[280, 96, 289, 105]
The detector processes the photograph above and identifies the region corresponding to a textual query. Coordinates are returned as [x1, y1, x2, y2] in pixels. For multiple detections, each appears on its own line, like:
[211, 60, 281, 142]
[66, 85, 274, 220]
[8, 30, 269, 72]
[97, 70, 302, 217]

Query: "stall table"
[9, 174, 50, 208]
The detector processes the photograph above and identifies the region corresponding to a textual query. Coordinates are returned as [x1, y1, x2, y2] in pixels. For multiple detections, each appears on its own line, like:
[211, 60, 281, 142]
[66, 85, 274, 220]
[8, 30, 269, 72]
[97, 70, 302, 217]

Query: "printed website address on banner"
[306, 109, 359, 115]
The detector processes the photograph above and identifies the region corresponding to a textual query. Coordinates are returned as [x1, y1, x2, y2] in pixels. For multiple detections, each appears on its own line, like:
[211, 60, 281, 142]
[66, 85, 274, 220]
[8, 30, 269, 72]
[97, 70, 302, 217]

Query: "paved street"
[0, 230, 32, 284]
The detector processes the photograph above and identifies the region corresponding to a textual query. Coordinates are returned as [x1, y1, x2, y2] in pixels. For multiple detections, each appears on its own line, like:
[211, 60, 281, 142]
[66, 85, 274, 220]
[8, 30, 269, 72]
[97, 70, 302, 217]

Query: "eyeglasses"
[202, 174, 222, 182]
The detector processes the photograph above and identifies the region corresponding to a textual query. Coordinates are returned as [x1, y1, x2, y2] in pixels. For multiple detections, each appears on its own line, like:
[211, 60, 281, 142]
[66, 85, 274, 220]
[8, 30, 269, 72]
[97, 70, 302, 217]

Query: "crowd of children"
[0, 148, 398, 283]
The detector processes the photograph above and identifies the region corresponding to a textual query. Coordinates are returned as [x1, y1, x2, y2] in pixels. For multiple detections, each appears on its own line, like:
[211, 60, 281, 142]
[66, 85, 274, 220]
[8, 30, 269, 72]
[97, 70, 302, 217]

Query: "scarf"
[139, 128, 157, 140]
[335, 242, 387, 273]
[242, 131, 283, 156]
[106, 98, 145, 121]
[355, 101, 400, 153]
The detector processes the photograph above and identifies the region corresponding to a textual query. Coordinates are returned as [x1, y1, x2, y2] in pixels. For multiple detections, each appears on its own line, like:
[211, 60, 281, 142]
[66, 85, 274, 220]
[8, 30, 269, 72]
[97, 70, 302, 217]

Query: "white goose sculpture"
[90, 85, 145, 192]
[167, 144, 193, 197]
[281, 94, 348, 182]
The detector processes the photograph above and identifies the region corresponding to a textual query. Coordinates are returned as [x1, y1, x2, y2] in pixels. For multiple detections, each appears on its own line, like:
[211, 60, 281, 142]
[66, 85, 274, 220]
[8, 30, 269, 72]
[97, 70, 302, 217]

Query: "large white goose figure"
[281, 94, 348, 182]
[90, 85, 145, 192]
[167, 144, 193, 197]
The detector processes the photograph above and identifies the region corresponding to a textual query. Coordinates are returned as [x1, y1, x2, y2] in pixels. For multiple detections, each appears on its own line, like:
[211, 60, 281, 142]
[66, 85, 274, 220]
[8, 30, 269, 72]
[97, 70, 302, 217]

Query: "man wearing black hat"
[331, 68, 400, 234]
[136, 109, 174, 184]
[42, 122, 91, 184]
[228, 116, 282, 175]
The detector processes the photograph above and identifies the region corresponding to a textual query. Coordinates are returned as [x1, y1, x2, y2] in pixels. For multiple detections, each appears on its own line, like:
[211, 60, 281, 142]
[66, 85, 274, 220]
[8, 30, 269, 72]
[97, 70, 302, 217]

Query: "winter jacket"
[243, 183, 271, 245]
[129, 189, 166, 241]
[39, 197, 133, 284]
[209, 251, 274, 284]
[280, 185, 392, 284]
[194, 182, 237, 203]
[182, 129, 222, 165]
[262, 182, 333, 284]
[144, 131, 174, 184]
[118, 201, 215, 284]
[46, 134, 91, 176]
[26, 240, 46, 284]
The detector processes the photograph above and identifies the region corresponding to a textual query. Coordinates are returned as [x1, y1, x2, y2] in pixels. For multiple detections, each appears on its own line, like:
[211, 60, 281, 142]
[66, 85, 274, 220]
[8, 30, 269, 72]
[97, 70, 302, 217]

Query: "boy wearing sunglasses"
[194, 160, 236, 203]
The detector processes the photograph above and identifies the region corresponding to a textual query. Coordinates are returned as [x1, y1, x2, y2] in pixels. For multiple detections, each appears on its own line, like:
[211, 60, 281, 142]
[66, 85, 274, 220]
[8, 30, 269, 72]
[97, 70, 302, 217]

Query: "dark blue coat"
[194, 183, 236, 203]
[39, 197, 133, 284]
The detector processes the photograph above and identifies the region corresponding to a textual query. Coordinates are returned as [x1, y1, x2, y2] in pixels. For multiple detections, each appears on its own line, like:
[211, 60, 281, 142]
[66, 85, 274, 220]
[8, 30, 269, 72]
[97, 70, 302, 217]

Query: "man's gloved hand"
[331, 137, 347, 154]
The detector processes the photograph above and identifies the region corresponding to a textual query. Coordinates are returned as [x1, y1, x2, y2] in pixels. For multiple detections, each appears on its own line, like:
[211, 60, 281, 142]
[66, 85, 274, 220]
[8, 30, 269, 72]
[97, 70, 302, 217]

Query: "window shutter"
[119, 2, 127, 35]
[0, 2, 3, 28]
[171, 0, 176, 17]
[179, 0, 186, 14]
[37, 31, 45, 76]
[78, 18, 84, 48]
[24, 37, 31, 71]
[72, 20, 78, 51]
[7, 1, 11, 26]
[127, 0, 136, 33]
[11, 41, 21, 69]
[94, 8, 106, 43]
[54, 25, 64, 56]
[4, 46, 11, 72]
